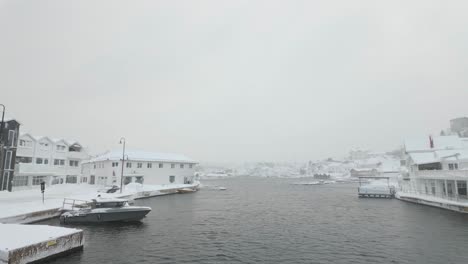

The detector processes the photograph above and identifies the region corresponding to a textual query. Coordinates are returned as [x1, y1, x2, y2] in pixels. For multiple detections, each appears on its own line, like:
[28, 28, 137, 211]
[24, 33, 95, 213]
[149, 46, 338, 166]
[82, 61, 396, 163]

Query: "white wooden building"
[14, 133, 90, 189]
[81, 150, 198, 187]
[399, 135, 468, 212]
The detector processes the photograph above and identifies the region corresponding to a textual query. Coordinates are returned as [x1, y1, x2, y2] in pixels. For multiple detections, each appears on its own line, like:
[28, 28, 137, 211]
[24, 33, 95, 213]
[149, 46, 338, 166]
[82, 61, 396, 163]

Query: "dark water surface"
[40, 177, 468, 264]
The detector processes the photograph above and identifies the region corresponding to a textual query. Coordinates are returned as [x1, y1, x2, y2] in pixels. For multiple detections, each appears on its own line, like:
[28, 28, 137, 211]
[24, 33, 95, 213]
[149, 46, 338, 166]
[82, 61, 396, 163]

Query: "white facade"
[400, 135, 468, 201]
[14, 133, 90, 189]
[81, 150, 197, 187]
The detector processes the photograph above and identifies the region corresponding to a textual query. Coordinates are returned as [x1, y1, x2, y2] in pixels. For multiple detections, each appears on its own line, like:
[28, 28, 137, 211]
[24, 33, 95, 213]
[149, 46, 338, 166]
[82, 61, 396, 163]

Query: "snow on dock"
[0, 224, 83, 264]
[0, 183, 199, 224]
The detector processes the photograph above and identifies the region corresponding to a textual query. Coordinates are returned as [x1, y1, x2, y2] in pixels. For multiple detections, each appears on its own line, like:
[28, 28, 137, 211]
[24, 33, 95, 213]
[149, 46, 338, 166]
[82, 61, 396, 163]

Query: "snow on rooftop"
[90, 149, 197, 163]
[20, 133, 81, 146]
[408, 152, 439, 165]
[0, 116, 21, 124]
[404, 135, 464, 152]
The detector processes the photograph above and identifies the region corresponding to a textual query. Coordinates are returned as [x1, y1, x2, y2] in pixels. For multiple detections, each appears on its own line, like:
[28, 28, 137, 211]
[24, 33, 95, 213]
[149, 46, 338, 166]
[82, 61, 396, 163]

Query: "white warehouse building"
[81, 150, 198, 187]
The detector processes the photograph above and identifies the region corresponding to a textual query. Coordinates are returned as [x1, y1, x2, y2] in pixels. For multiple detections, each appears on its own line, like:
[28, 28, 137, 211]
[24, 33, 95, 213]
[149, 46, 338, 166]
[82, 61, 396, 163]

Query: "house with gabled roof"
[14, 133, 90, 190]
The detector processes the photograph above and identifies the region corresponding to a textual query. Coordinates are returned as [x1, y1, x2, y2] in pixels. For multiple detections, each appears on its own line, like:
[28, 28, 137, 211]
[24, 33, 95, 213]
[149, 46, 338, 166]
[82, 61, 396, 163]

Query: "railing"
[413, 170, 468, 179]
[399, 190, 468, 203]
[62, 198, 92, 211]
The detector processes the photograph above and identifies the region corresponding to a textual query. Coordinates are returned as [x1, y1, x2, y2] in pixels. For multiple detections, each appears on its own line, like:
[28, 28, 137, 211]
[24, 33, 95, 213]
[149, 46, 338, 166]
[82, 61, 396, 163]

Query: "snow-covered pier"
[0, 224, 84, 264]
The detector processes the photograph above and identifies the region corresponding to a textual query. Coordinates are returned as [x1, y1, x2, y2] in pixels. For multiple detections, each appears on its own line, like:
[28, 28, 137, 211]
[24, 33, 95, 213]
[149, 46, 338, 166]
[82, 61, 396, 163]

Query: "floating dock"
[0, 224, 84, 264]
[357, 176, 395, 198]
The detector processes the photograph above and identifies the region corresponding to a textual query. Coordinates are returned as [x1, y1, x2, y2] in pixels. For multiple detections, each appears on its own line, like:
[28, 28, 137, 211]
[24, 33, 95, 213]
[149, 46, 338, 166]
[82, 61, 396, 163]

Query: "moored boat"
[60, 198, 151, 224]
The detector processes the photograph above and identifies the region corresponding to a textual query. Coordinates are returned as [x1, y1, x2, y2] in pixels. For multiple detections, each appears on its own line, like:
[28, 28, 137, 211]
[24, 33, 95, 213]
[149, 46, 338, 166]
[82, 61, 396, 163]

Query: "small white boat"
[218, 187, 227, 190]
[291, 181, 322, 185]
[177, 188, 197, 194]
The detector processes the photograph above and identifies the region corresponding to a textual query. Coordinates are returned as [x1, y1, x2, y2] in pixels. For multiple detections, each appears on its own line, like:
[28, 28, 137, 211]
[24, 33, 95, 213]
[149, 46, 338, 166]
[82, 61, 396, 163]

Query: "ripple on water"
[39, 177, 468, 264]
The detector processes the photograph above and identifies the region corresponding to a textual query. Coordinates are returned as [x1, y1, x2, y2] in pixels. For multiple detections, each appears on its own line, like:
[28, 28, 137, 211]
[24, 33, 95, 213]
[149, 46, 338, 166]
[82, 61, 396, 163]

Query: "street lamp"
[119, 137, 126, 193]
[0, 104, 5, 191]
[0, 104, 5, 144]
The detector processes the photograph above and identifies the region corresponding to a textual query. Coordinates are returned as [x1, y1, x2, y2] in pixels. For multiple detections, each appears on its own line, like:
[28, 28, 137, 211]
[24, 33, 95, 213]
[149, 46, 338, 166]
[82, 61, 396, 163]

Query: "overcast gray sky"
[1, 0, 467, 162]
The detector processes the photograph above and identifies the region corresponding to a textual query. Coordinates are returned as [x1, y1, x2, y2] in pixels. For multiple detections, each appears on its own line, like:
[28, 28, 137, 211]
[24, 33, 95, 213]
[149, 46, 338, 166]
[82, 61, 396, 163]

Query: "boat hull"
[60, 208, 151, 224]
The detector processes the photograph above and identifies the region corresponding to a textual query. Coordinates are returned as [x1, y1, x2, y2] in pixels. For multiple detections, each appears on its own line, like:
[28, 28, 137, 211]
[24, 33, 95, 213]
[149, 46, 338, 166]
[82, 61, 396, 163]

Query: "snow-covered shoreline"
[0, 182, 199, 223]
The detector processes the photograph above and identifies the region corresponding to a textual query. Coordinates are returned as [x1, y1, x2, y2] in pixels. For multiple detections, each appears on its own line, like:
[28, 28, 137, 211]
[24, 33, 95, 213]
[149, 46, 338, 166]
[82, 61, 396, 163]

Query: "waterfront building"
[398, 135, 468, 212]
[14, 133, 90, 190]
[81, 150, 197, 186]
[0, 118, 21, 192]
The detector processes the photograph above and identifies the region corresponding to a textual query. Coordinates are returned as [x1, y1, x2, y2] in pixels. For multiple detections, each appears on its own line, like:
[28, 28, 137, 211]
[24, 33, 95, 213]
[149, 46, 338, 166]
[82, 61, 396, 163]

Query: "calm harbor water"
[40, 177, 468, 264]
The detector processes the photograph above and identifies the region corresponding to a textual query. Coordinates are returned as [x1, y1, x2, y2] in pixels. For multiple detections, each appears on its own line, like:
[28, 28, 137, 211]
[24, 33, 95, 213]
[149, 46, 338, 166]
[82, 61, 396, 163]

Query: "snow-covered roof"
[408, 152, 439, 165]
[20, 133, 81, 146]
[404, 135, 464, 152]
[1, 116, 21, 124]
[89, 149, 197, 164]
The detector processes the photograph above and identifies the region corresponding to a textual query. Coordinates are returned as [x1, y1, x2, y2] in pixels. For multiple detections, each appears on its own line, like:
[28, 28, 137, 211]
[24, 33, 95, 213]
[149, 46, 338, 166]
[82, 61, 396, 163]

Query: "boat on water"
[177, 188, 197, 194]
[60, 197, 151, 224]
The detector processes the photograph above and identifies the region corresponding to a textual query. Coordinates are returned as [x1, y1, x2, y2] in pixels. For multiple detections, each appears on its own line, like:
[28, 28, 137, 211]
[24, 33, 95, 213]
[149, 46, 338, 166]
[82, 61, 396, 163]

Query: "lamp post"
[0, 104, 5, 191]
[119, 137, 126, 193]
[0, 104, 5, 144]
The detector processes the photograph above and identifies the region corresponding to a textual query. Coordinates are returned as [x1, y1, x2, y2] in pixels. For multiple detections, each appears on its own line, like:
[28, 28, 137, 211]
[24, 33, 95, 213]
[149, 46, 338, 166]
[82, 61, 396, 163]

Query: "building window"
[159, 163, 163, 168]
[39, 142, 49, 150]
[17, 156, 32, 164]
[12, 176, 28, 187]
[4, 151, 12, 170]
[112, 162, 119, 167]
[56, 145, 66, 151]
[66, 175, 78, 184]
[449, 163, 459, 170]
[124, 177, 132, 185]
[180, 164, 184, 169]
[169, 175, 175, 183]
[189, 164, 193, 169]
[171, 164, 175, 169]
[36, 158, 43, 164]
[19, 139, 32, 148]
[93, 164, 96, 169]
[8, 130, 16, 147]
[32, 176, 47, 185]
[51, 176, 60, 185]
[457, 181, 467, 196]
[126, 163, 132, 168]
[147, 163, 152, 169]
[69, 160, 79, 167]
[137, 163, 142, 168]
[54, 159, 65, 166]
[135, 176, 144, 184]
[44, 159, 48, 165]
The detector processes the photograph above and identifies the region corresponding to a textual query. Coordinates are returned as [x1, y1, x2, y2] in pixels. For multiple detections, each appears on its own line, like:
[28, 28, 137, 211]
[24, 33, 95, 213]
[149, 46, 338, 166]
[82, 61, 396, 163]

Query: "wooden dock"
[0, 224, 84, 264]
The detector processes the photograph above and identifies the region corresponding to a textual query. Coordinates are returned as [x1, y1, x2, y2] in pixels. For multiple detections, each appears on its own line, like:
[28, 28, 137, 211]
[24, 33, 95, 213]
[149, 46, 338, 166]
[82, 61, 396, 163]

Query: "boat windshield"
[95, 201, 126, 208]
